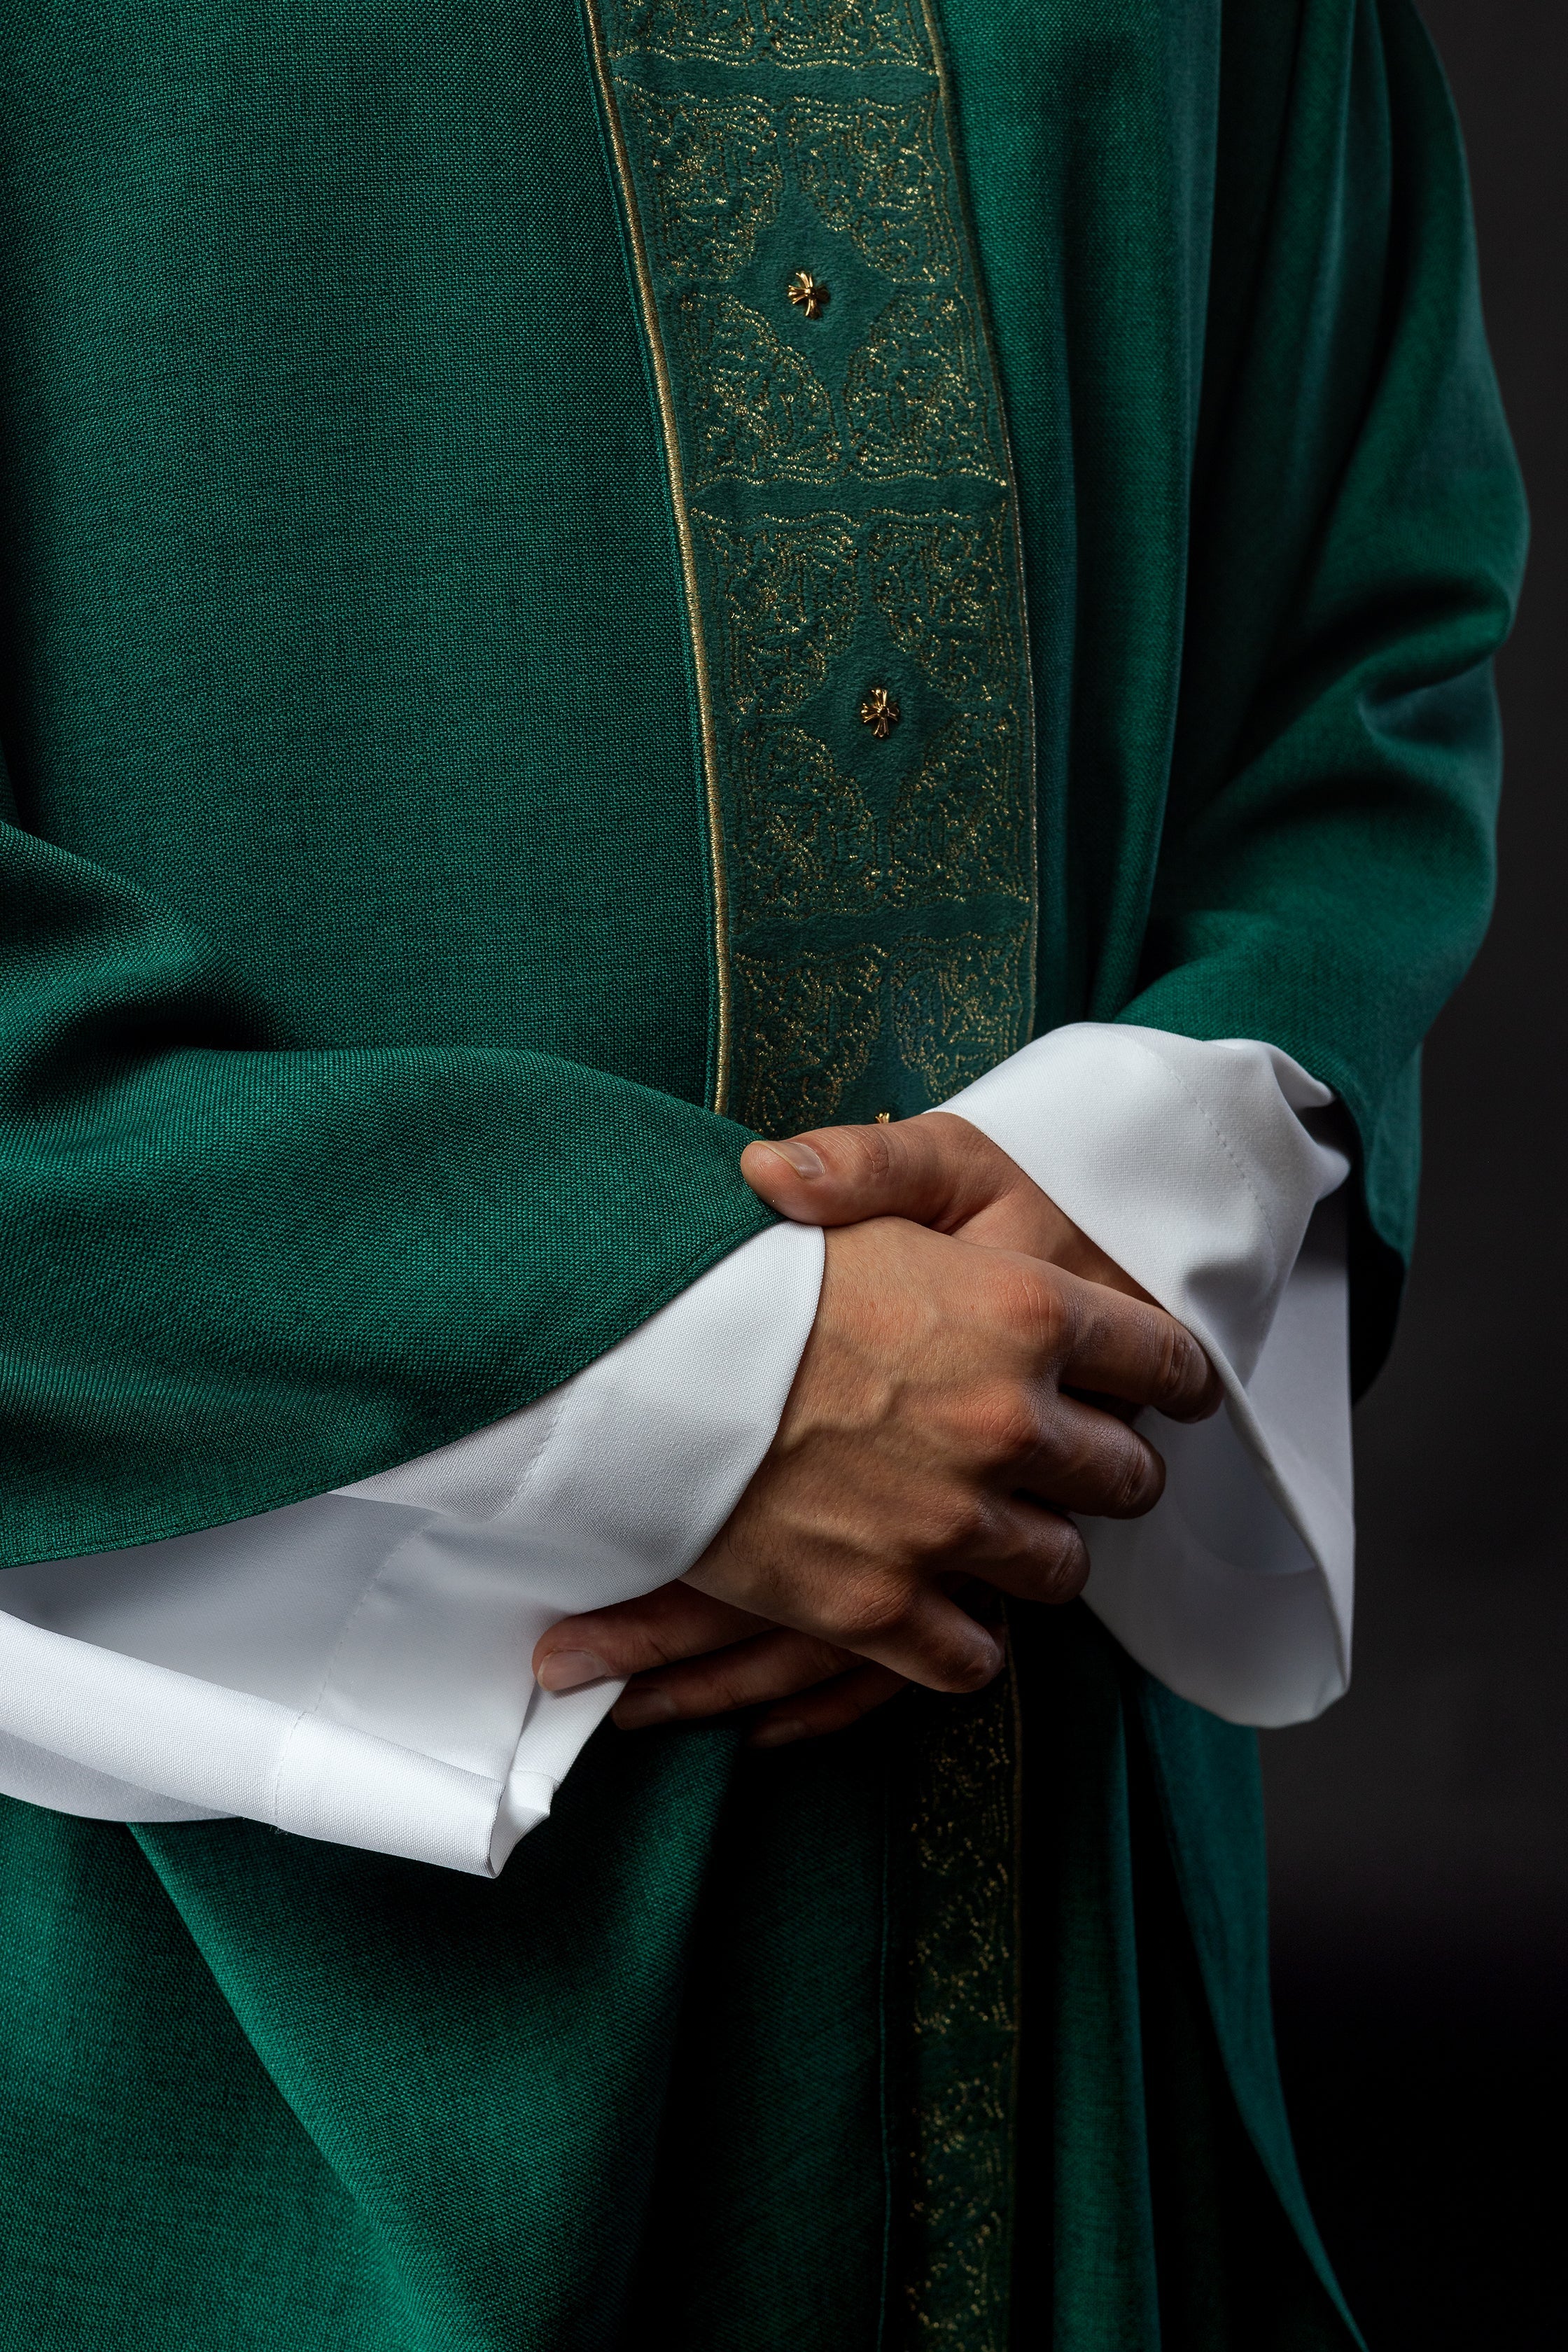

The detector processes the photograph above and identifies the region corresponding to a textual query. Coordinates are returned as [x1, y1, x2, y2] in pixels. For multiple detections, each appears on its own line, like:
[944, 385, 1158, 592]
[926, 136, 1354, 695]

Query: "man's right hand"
[682, 1212, 1222, 1696]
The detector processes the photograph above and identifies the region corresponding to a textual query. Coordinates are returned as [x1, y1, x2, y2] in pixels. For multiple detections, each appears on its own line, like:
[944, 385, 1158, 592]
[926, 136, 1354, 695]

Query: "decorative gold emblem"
[859, 684, 900, 738]
[786, 269, 831, 318]
[875, 1109, 894, 1123]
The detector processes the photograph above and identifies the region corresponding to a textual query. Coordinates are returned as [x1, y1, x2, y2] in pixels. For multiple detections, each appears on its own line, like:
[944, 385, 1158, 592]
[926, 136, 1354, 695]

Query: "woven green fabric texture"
[0, 0, 1524, 2346]
[0, 1614, 1357, 2352]
[0, 0, 1525, 1563]
[0, 0, 768, 1564]
[0, 1707, 885, 2352]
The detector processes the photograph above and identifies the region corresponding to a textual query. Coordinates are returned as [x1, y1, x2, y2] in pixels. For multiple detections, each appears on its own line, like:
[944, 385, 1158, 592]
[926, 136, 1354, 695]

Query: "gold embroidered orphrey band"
[581, 0, 1038, 1138]
[582, 1, 1036, 2340]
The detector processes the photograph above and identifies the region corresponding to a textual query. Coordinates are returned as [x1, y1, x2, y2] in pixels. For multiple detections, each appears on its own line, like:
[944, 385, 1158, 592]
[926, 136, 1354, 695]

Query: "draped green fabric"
[0, 1611, 1354, 2352]
[0, 0, 1524, 2345]
[0, 0, 1521, 1564]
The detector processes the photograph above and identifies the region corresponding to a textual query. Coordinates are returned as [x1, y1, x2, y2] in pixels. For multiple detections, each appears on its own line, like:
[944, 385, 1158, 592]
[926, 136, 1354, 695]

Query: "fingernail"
[536, 1649, 611, 1693]
[614, 1687, 678, 1730]
[758, 1139, 824, 1180]
[748, 1717, 807, 1749]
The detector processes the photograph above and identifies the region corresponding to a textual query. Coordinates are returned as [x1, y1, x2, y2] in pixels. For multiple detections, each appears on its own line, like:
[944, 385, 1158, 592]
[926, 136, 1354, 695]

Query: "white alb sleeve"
[0, 1219, 824, 1877]
[940, 1023, 1354, 1726]
[0, 1021, 1352, 1877]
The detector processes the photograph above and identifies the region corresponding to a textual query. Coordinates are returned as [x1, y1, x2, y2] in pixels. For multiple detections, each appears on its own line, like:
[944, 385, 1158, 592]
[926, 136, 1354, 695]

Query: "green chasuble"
[0, 0, 1524, 2344]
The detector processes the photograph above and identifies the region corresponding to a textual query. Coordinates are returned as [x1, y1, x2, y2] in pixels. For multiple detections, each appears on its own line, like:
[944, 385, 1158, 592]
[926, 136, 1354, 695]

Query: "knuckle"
[645, 1620, 699, 1670]
[710, 1656, 771, 1712]
[827, 1576, 913, 1648]
[1154, 1316, 1186, 1394]
[1155, 1316, 1205, 1406]
[920, 1487, 993, 1557]
[1052, 1527, 1091, 1602]
[1021, 1265, 1072, 1355]
[825, 1120, 897, 1186]
[962, 1384, 1040, 1471]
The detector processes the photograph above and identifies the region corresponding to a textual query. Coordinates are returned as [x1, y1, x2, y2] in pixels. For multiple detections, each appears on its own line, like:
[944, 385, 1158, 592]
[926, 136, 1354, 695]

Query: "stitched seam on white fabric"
[1112, 1033, 1289, 1269]
[267, 1515, 442, 1818]
[272, 1376, 571, 1818]
[500, 1383, 574, 1514]
[267, 1705, 309, 1827]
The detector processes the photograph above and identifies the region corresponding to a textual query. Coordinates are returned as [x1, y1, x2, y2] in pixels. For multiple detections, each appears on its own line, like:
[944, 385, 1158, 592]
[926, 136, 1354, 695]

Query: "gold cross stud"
[787, 270, 830, 319]
[859, 685, 901, 739]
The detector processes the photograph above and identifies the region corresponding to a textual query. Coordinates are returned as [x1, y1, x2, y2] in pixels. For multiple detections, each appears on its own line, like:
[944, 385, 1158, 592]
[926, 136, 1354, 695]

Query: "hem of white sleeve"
[0, 1611, 592, 1873]
[1081, 1511, 1348, 1730]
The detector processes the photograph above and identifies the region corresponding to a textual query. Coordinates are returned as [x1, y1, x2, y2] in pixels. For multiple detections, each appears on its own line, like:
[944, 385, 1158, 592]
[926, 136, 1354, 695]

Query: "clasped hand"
[533, 1114, 1220, 1744]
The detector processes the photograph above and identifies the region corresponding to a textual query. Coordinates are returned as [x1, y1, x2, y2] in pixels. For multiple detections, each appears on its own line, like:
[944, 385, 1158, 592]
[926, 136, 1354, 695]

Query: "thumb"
[740, 1111, 1011, 1230]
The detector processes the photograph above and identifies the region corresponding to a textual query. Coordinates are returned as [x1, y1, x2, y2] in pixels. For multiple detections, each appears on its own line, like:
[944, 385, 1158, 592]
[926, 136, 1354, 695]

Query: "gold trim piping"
[917, 0, 1041, 1043]
[582, 0, 734, 1114]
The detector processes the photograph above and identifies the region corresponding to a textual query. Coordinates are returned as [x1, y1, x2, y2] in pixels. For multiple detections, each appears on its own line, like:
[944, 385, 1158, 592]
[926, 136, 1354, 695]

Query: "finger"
[740, 1111, 1014, 1233]
[610, 1628, 860, 1729]
[818, 1583, 1006, 1696]
[533, 1583, 770, 1692]
[965, 1499, 1091, 1609]
[748, 1662, 911, 1749]
[1053, 1273, 1222, 1423]
[1016, 1392, 1167, 1518]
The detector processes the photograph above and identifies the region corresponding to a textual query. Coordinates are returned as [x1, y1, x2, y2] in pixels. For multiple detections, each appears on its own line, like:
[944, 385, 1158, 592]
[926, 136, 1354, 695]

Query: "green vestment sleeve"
[0, 1, 797, 1572]
[941, 0, 1525, 1392]
[1123, 0, 1527, 1385]
[0, 813, 772, 1563]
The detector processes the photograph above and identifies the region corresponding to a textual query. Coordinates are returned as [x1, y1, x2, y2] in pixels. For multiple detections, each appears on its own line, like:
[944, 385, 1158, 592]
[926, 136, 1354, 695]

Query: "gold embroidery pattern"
[608, 0, 927, 70]
[732, 923, 1028, 1132]
[734, 725, 878, 916]
[732, 718, 1026, 925]
[889, 926, 1029, 1105]
[699, 506, 1020, 714]
[589, 1, 1034, 2333]
[846, 292, 1002, 481]
[867, 509, 1014, 696]
[904, 1674, 1021, 2348]
[696, 512, 860, 714]
[686, 497, 1030, 1138]
[608, 0, 757, 66]
[888, 710, 1027, 904]
[610, 91, 1000, 488]
[623, 88, 782, 281]
[677, 295, 841, 484]
[758, 0, 926, 67]
[789, 94, 958, 282]
[696, 500, 1034, 1127]
[730, 939, 888, 1132]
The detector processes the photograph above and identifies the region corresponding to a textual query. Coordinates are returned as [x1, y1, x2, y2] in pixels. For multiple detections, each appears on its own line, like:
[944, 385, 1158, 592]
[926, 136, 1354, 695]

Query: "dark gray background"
[1261, 6, 1567, 2344]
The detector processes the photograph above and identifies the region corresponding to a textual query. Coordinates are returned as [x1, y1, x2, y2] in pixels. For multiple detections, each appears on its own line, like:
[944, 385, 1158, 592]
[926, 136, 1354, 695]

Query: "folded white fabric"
[0, 1222, 823, 1873]
[0, 1025, 1353, 1873]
